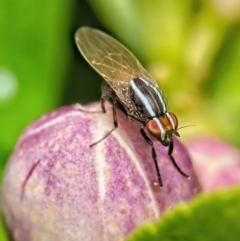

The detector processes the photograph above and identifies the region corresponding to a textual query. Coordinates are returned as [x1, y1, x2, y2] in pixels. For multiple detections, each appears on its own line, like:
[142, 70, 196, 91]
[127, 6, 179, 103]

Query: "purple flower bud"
[187, 137, 240, 192]
[1, 103, 201, 241]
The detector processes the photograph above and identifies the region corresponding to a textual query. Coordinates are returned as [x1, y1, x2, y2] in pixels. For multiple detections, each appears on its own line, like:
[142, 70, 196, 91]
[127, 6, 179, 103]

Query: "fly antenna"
[177, 125, 196, 131]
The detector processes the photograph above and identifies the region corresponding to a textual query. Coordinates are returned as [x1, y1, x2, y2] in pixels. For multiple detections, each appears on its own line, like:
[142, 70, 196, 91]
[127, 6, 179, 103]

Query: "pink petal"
[187, 136, 240, 192]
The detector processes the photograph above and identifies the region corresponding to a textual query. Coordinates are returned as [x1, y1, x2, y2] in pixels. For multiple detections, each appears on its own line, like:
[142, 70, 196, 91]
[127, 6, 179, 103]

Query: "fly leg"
[77, 98, 106, 114]
[90, 102, 118, 147]
[140, 128, 163, 188]
[168, 141, 190, 178]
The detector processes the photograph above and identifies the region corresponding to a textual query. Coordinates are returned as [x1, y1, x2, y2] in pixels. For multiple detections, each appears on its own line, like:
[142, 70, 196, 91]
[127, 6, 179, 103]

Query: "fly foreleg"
[140, 128, 163, 188]
[168, 142, 190, 178]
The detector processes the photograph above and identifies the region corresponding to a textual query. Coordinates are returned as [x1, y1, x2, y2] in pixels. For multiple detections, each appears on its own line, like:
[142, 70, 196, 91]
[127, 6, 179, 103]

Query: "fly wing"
[75, 27, 159, 99]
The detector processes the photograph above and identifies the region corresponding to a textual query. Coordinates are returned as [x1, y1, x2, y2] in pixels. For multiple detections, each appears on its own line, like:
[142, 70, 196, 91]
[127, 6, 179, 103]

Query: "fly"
[75, 26, 190, 187]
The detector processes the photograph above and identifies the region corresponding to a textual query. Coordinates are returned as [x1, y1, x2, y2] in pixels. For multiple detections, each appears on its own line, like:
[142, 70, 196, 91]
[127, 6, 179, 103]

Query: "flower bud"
[1, 103, 201, 241]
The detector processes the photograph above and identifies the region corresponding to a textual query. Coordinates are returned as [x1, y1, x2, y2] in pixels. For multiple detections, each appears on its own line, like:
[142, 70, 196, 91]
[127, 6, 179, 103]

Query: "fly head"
[146, 112, 179, 146]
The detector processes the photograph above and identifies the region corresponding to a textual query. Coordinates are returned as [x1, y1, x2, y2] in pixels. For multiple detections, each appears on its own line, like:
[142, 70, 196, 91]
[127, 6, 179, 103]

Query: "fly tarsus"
[77, 98, 106, 114]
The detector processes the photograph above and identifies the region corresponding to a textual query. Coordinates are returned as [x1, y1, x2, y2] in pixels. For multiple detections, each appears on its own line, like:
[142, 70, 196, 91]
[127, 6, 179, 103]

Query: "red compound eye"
[168, 112, 178, 130]
[146, 119, 162, 139]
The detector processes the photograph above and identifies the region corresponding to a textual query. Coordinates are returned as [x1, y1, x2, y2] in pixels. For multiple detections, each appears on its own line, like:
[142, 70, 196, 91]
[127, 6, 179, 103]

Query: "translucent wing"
[75, 27, 158, 95]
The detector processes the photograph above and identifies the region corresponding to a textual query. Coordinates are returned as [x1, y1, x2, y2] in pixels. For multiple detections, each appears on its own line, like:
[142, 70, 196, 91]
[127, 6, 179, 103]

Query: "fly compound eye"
[146, 119, 162, 139]
[168, 112, 178, 130]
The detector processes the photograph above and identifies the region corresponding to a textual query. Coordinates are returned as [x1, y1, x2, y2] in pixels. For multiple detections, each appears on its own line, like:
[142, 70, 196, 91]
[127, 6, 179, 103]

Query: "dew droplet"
[151, 180, 163, 193]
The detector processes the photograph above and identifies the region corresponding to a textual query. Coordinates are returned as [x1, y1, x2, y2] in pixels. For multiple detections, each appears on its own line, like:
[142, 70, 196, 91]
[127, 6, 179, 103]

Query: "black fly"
[75, 26, 189, 187]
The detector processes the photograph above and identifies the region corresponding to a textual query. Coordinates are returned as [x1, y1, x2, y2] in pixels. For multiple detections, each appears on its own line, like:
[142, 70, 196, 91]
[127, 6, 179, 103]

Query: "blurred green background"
[0, 0, 240, 239]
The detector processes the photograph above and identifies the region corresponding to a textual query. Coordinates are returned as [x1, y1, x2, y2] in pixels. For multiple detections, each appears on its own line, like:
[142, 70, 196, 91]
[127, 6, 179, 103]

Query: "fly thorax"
[129, 77, 167, 121]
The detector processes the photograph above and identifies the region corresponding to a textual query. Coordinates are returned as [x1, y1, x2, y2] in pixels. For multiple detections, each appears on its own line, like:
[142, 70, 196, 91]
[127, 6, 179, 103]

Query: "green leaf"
[0, 1, 73, 164]
[204, 27, 240, 146]
[0, 217, 8, 241]
[126, 188, 240, 241]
